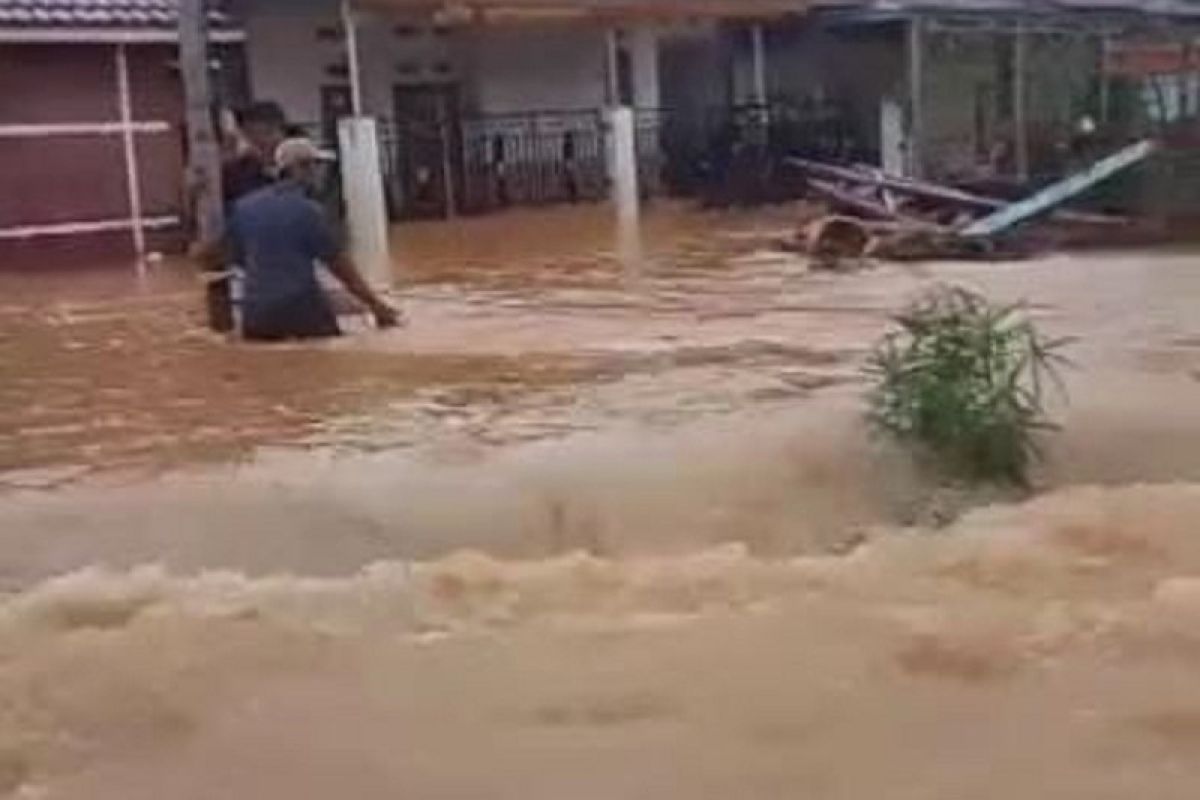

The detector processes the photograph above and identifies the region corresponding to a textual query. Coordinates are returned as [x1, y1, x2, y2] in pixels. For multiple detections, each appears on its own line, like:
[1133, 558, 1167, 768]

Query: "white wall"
[463, 22, 608, 114]
[356, 10, 460, 117]
[240, 0, 456, 124]
[241, 0, 344, 124]
[242, 2, 663, 124]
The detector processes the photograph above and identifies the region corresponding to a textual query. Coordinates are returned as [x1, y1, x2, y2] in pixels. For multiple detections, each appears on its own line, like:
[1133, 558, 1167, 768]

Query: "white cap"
[274, 138, 336, 172]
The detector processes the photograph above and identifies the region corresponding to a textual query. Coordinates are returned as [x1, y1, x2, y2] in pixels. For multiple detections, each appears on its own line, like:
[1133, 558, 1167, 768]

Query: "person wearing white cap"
[226, 137, 399, 341]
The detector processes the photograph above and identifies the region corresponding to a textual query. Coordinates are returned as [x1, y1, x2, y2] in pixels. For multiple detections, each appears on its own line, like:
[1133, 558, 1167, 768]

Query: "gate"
[458, 109, 608, 214]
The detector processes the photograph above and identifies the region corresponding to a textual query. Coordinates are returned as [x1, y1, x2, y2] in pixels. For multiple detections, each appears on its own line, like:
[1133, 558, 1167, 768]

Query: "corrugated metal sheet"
[0, 0, 233, 31]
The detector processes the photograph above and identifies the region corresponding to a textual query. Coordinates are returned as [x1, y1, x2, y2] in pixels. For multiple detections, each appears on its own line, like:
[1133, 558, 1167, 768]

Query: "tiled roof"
[0, 0, 234, 30]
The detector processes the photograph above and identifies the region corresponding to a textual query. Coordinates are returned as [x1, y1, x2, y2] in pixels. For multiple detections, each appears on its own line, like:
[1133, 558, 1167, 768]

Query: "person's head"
[274, 138, 335, 190]
[238, 101, 288, 158]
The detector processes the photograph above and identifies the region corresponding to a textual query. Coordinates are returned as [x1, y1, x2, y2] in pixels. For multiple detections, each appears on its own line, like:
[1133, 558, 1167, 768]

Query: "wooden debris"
[786, 145, 1155, 262]
[788, 156, 1128, 228]
[804, 215, 871, 270]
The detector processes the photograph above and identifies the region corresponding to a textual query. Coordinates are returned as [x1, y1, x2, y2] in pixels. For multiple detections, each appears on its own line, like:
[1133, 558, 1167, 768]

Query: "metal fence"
[648, 100, 861, 205]
[310, 98, 859, 221]
[459, 109, 609, 214]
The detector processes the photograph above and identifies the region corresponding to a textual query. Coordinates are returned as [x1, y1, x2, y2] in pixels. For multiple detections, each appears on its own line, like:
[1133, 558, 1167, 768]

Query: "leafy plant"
[866, 286, 1071, 487]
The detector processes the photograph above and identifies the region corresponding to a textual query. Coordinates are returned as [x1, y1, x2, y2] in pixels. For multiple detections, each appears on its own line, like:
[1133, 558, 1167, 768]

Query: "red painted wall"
[0, 43, 186, 269]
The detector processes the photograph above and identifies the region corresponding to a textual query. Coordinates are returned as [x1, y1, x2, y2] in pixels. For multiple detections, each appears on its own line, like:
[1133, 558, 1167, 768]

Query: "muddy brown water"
[4, 204, 1200, 797]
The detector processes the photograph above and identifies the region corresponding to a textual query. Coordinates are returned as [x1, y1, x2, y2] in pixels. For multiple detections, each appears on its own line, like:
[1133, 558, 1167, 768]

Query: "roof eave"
[0, 27, 245, 44]
[357, 0, 809, 20]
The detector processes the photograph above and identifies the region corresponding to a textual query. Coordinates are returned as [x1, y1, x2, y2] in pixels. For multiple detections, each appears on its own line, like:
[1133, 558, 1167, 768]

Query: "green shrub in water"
[866, 286, 1071, 487]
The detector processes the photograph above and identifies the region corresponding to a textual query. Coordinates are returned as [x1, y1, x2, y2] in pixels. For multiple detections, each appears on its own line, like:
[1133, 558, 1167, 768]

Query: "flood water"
[3, 203, 1200, 798]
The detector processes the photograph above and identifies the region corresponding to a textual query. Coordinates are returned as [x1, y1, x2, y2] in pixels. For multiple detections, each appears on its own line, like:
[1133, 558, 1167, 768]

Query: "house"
[754, 0, 1200, 183]
[229, 0, 807, 219]
[1, 0, 807, 268]
[231, 0, 1200, 221]
[0, 0, 244, 268]
[8, 0, 1196, 270]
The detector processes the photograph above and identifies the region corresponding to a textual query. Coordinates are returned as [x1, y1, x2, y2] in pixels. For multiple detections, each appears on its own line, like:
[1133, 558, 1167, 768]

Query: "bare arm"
[306, 200, 400, 329]
[328, 253, 400, 328]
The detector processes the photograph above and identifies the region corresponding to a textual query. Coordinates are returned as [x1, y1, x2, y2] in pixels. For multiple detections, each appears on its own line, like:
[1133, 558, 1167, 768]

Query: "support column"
[339, 1, 392, 286]
[178, 0, 230, 331]
[115, 43, 146, 269]
[608, 106, 640, 227]
[1013, 23, 1030, 180]
[750, 22, 768, 108]
[179, 0, 222, 244]
[342, 0, 365, 116]
[1098, 34, 1111, 123]
[906, 15, 925, 178]
[339, 117, 393, 288]
[605, 27, 622, 106]
[608, 105, 642, 268]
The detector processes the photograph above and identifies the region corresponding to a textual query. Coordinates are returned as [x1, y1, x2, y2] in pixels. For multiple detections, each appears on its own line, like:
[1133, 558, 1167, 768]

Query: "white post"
[608, 106, 640, 228]
[880, 96, 905, 174]
[342, 0, 365, 116]
[115, 43, 146, 270]
[339, 117, 393, 288]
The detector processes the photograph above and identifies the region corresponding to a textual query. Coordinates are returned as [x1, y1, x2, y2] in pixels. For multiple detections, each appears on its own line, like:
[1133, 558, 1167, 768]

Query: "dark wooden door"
[393, 84, 461, 219]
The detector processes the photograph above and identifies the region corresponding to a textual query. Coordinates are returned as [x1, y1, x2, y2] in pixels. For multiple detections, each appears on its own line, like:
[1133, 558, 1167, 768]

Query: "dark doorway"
[392, 83, 462, 219]
[319, 85, 353, 146]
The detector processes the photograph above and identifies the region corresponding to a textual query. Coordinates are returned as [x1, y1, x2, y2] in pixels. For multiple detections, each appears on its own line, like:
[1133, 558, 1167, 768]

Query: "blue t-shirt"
[228, 181, 340, 318]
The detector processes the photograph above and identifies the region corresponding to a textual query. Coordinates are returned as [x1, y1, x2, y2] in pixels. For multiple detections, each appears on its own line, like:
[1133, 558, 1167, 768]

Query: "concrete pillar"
[342, 0, 365, 116]
[608, 106, 640, 226]
[880, 96, 906, 175]
[1098, 34, 1111, 123]
[750, 22, 768, 107]
[338, 117, 393, 288]
[605, 28, 622, 106]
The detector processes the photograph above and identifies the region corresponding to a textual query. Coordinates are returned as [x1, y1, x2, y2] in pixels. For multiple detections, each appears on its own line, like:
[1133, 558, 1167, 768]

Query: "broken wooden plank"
[806, 179, 950, 233]
[787, 156, 1128, 227]
[960, 140, 1157, 238]
[790, 156, 996, 210]
[806, 178, 898, 221]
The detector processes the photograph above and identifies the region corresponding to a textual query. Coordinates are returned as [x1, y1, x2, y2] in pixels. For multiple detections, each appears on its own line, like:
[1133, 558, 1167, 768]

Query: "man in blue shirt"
[228, 138, 399, 341]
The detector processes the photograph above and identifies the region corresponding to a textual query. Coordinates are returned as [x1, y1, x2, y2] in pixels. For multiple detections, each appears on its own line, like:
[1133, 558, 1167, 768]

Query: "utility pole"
[178, 0, 231, 330]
